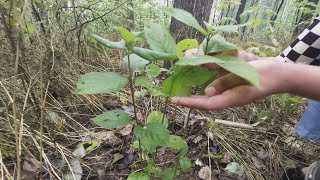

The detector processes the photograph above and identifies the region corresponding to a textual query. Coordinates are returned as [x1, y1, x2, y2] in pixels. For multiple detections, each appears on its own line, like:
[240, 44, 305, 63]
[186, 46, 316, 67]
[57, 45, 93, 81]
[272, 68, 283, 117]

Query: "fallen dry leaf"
[119, 124, 133, 136]
[95, 130, 118, 142]
[22, 156, 41, 173]
[220, 152, 232, 164]
[193, 135, 203, 144]
[198, 166, 211, 180]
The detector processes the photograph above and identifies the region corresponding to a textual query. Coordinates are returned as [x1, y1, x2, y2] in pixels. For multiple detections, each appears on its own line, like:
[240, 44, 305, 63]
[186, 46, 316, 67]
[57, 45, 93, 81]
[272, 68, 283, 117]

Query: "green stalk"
[161, 97, 169, 124]
[127, 50, 143, 161]
[183, 108, 192, 136]
[127, 51, 138, 120]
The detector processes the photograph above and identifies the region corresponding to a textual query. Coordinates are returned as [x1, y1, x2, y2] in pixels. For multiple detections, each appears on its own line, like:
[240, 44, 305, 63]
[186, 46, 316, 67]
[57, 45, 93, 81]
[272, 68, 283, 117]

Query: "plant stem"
[161, 97, 169, 124]
[127, 52, 137, 120]
[183, 108, 192, 136]
[127, 51, 143, 161]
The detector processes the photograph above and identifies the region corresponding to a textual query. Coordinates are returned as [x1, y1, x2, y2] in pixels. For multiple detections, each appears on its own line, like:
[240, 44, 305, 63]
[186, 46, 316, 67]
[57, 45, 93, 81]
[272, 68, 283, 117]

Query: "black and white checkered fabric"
[278, 17, 320, 66]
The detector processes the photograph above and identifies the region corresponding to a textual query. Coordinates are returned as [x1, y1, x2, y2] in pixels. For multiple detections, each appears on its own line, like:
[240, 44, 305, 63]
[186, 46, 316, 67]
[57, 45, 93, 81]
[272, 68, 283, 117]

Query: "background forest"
[1, 0, 320, 179]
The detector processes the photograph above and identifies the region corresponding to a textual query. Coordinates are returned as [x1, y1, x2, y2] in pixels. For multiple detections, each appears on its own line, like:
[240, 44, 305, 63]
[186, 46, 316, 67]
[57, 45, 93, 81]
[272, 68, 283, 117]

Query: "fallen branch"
[214, 119, 268, 132]
[195, 116, 268, 132]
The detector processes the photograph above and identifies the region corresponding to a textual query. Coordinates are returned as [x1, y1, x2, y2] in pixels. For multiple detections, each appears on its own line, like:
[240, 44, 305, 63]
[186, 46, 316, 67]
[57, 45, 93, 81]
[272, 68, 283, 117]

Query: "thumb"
[205, 73, 249, 96]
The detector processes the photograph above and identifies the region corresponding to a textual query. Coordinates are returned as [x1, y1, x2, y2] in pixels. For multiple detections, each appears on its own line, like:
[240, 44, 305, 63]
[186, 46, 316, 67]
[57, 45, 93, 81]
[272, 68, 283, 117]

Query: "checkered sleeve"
[277, 16, 320, 66]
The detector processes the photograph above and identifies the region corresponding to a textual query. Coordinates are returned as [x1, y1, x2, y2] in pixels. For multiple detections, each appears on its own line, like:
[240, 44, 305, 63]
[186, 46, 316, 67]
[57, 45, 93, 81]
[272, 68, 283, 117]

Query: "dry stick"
[12, 40, 21, 180]
[198, 116, 268, 132]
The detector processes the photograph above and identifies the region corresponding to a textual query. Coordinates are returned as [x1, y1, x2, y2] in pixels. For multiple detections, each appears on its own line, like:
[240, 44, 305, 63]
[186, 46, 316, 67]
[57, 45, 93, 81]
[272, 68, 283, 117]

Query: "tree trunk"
[293, 0, 319, 37]
[235, 0, 246, 24]
[270, 0, 286, 25]
[169, 0, 213, 42]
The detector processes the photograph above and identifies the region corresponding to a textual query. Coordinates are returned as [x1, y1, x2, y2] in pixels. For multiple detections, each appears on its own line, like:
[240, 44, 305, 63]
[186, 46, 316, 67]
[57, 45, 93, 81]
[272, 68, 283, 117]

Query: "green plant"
[76, 8, 259, 179]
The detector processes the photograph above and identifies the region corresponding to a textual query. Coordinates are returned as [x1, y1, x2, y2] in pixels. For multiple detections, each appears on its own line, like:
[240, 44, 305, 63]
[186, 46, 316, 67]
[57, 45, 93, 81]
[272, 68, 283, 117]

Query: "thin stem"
[12, 41, 21, 180]
[161, 97, 169, 124]
[127, 51, 143, 161]
[183, 108, 192, 136]
[127, 52, 137, 120]
[204, 34, 212, 55]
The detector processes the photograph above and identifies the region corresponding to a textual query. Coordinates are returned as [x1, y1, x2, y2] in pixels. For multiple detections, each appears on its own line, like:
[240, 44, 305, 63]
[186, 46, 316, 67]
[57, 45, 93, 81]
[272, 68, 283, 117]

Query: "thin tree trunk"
[236, 0, 247, 24]
[169, 0, 213, 42]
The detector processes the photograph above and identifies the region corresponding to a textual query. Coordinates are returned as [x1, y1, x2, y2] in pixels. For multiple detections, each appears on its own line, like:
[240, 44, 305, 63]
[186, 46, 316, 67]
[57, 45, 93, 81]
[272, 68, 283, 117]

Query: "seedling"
[76, 8, 259, 180]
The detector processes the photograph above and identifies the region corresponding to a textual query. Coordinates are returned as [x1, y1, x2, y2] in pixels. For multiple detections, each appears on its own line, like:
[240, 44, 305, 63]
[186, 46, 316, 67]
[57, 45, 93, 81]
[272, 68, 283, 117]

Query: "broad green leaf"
[159, 168, 176, 180]
[77, 72, 128, 94]
[116, 27, 135, 45]
[164, 135, 188, 156]
[92, 109, 131, 129]
[128, 172, 150, 180]
[180, 156, 192, 172]
[213, 25, 239, 33]
[144, 22, 176, 54]
[123, 54, 149, 71]
[146, 64, 162, 78]
[147, 111, 168, 128]
[204, 34, 237, 54]
[162, 66, 218, 97]
[134, 122, 170, 151]
[176, 39, 199, 59]
[132, 47, 176, 61]
[145, 160, 161, 175]
[135, 76, 152, 89]
[165, 8, 207, 36]
[176, 55, 224, 66]
[215, 55, 259, 87]
[133, 31, 145, 45]
[92, 34, 125, 49]
[135, 76, 164, 97]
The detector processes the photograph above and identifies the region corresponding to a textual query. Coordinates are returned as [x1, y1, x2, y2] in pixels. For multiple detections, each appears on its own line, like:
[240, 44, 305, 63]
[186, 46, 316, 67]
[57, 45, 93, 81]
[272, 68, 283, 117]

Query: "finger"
[205, 73, 249, 96]
[204, 85, 263, 110]
[201, 63, 220, 70]
[172, 85, 262, 110]
[171, 96, 213, 110]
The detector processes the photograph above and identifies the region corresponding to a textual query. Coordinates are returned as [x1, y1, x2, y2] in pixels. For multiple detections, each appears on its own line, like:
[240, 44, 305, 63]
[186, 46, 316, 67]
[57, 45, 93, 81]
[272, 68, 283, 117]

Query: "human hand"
[171, 60, 288, 110]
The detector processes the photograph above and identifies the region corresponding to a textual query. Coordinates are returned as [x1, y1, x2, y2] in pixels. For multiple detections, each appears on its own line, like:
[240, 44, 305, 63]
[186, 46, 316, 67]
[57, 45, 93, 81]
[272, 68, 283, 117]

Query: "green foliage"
[176, 39, 199, 59]
[204, 34, 238, 54]
[176, 55, 224, 66]
[116, 27, 135, 47]
[147, 111, 169, 128]
[132, 47, 177, 61]
[91, 34, 126, 49]
[144, 22, 176, 54]
[213, 25, 239, 33]
[162, 66, 218, 97]
[145, 64, 162, 78]
[135, 76, 164, 96]
[165, 8, 207, 36]
[179, 156, 192, 172]
[76, 72, 128, 94]
[127, 172, 150, 180]
[159, 168, 176, 180]
[134, 122, 170, 151]
[91, 109, 131, 129]
[123, 54, 149, 71]
[164, 135, 188, 157]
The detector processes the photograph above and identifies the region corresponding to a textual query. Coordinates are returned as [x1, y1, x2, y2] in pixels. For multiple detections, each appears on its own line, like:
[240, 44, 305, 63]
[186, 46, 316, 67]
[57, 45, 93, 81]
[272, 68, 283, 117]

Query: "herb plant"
[76, 8, 259, 180]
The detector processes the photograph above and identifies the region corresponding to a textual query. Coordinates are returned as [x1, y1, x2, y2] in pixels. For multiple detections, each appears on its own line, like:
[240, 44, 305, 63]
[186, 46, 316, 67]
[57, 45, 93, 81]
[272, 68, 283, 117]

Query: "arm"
[172, 59, 320, 111]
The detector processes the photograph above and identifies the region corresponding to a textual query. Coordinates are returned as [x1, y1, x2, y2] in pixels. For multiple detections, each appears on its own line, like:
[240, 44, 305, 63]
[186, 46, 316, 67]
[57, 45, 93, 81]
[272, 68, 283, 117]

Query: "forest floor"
[1, 45, 320, 180]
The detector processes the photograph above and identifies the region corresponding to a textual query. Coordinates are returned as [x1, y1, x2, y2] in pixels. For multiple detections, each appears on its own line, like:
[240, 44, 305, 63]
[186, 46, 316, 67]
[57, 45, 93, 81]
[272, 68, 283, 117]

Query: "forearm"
[275, 62, 320, 100]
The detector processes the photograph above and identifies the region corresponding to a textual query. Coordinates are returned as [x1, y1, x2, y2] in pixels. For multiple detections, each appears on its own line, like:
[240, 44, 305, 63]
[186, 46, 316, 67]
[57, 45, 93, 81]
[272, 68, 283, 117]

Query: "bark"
[235, 0, 247, 24]
[270, 0, 286, 25]
[169, 0, 213, 42]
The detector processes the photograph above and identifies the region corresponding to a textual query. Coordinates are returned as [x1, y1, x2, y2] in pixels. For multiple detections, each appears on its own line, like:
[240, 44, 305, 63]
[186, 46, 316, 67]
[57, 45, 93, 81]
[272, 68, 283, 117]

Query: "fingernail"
[205, 86, 216, 95]
[171, 97, 178, 104]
